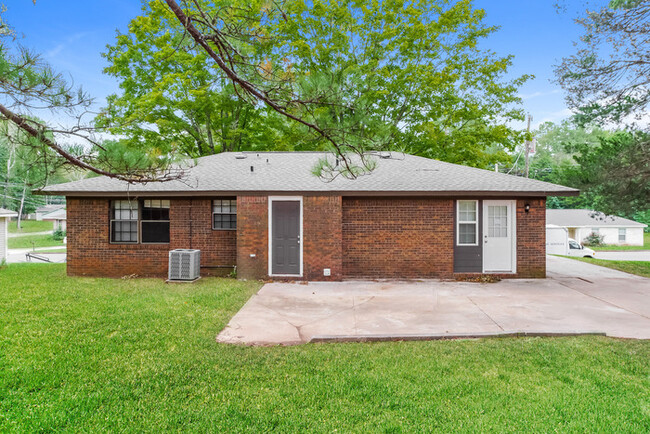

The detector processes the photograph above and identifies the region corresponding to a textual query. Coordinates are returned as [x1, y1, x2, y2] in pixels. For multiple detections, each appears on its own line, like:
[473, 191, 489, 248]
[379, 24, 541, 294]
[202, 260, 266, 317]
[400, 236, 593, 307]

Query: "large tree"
[553, 0, 650, 220]
[554, 0, 650, 127]
[104, 0, 530, 178]
[0, 7, 182, 184]
[99, 1, 294, 158]
[526, 121, 613, 210]
[562, 132, 649, 216]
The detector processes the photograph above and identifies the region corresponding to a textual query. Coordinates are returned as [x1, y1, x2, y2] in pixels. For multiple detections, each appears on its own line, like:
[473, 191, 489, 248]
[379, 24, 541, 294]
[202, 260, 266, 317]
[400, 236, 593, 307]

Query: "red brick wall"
[304, 196, 342, 281]
[342, 197, 546, 279]
[342, 198, 455, 279]
[67, 195, 546, 280]
[235, 195, 343, 281]
[456, 198, 546, 279]
[516, 198, 546, 278]
[236, 196, 268, 280]
[67, 198, 236, 277]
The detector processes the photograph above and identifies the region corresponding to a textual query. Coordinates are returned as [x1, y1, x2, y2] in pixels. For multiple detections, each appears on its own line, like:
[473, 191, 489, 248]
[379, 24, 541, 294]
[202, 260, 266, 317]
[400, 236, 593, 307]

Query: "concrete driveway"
[6, 248, 67, 264]
[218, 256, 650, 345]
[594, 250, 650, 261]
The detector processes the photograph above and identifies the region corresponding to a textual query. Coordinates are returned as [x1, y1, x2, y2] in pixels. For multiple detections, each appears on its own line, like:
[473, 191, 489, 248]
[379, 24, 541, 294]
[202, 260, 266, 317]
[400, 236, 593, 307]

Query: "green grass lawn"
[7, 234, 65, 249]
[1, 264, 649, 431]
[560, 256, 650, 278]
[8, 219, 53, 234]
[592, 232, 650, 251]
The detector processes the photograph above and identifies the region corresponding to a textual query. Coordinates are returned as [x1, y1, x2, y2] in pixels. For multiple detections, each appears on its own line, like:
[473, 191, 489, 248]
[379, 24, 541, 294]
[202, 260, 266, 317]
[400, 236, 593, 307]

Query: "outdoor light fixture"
[524, 203, 530, 213]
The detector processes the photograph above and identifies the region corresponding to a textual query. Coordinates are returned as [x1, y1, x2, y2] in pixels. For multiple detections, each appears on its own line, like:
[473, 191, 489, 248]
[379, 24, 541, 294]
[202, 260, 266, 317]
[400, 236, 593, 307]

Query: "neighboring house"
[39, 152, 578, 280]
[546, 209, 647, 246]
[42, 208, 67, 232]
[35, 204, 65, 221]
[0, 207, 18, 262]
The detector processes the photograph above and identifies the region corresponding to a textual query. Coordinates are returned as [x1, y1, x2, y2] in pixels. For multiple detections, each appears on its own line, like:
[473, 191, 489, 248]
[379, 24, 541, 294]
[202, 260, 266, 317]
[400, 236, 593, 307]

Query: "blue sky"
[3, 0, 596, 130]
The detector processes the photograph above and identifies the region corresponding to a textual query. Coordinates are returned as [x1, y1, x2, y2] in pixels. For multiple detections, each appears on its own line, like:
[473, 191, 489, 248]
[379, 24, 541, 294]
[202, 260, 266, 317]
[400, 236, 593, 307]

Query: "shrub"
[52, 229, 66, 241]
[583, 232, 604, 246]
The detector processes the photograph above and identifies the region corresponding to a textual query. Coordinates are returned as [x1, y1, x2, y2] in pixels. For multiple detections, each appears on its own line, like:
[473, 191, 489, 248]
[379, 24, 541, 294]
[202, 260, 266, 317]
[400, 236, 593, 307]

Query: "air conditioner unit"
[168, 249, 201, 281]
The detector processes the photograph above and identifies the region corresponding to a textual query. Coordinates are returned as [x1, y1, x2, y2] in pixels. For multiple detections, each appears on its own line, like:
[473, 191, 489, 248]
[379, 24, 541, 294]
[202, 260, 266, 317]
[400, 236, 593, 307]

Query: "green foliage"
[582, 232, 604, 246]
[52, 229, 66, 241]
[562, 131, 649, 216]
[633, 210, 650, 233]
[8, 220, 53, 233]
[528, 122, 648, 226]
[102, 0, 530, 170]
[1, 8, 177, 183]
[7, 233, 65, 249]
[99, 1, 297, 158]
[532, 121, 612, 167]
[0, 120, 64, 213]
[591, 233, 650, 251]
[2, 264, 650, 431]
[563, 256, 650, 278]
[528, 121, 606, 209]
[554, 1, 650, 126]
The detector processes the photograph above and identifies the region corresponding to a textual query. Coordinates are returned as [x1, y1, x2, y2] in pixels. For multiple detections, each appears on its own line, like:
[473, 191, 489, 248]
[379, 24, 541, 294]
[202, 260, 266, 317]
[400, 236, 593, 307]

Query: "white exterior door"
[483, 200, 516, 272]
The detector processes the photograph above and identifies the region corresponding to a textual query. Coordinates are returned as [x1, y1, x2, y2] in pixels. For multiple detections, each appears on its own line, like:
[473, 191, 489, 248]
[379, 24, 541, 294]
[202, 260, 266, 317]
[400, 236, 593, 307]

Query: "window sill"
[108, 243, 170, 249]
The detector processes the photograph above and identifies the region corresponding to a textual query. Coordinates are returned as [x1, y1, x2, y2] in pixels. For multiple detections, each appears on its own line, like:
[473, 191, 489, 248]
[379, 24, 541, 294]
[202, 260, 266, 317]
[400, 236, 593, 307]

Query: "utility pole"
[524, 114, 532, 178]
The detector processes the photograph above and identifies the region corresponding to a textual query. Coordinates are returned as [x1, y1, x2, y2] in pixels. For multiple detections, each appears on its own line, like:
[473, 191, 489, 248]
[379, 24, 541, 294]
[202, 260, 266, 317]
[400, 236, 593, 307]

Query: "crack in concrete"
[256, 296, 377, 342]
[554, 278, 650, 321]
[467, 296, 504, 331]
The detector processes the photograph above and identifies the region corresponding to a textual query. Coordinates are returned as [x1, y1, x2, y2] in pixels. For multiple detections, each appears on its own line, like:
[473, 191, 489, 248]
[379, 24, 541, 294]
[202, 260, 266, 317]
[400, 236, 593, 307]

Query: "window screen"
[618, 228, 626, 242]
[111, 200, 138, 243]
[457, 200, 478, 245]
[141, 200, 170, 243]
[213, 198, 237, 230]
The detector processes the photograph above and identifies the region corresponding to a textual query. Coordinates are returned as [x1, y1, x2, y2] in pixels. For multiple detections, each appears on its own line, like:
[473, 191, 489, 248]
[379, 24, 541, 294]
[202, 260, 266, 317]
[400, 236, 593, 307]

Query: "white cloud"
[533, 108, 574, 128]
[46, 44, 65, 58]
[519, 89, 561, 100]
[45, 32, 90, 59]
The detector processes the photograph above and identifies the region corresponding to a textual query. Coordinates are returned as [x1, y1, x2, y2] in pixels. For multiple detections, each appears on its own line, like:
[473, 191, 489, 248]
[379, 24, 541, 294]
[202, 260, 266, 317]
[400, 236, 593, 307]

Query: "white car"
[567, 238, 596, 258]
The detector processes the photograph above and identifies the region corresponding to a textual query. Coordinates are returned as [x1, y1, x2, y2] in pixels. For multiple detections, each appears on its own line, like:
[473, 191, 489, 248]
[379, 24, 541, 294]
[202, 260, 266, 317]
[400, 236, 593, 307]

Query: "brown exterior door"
[271, 200, 300, 275]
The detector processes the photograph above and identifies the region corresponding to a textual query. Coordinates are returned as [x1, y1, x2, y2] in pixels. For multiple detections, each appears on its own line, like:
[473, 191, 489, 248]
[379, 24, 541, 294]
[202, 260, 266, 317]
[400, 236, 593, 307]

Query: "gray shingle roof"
[36, 204, 65, 213]
[42, 208, 66, 220]
[39, 152, 579, 197]
[547, 209, 647, 228]
[0, 207, 17, 217]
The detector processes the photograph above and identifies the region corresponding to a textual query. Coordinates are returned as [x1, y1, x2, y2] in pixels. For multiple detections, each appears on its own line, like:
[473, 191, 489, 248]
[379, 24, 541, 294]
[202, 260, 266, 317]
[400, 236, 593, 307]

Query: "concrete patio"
[217, 256, 650, 345]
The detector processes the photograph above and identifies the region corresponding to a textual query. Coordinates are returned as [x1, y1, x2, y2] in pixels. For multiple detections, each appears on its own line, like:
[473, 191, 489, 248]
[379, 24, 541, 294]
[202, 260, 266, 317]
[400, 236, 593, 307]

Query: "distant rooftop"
[39, 151, 579, 197]
[42, 208, 66, 220]
[36, 204, 65, 212]
[546, 209, 647, 228]
[0, 207, 18, 217]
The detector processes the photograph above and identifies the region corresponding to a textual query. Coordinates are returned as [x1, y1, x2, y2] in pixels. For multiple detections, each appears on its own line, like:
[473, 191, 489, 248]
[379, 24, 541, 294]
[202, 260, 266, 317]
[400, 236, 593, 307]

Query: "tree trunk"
[17, 182, 26, 230]
[2, 142, 16, 209]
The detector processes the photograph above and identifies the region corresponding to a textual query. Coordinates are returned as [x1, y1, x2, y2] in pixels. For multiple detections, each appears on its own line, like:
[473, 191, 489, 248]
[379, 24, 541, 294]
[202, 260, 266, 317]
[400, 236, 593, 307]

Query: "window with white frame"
[110, 200, 138, 243]
[110, 199, 170, 244]
[457, 200, 478, 245]
[212, 198, 237, 230]
[618, 228, 626, 242]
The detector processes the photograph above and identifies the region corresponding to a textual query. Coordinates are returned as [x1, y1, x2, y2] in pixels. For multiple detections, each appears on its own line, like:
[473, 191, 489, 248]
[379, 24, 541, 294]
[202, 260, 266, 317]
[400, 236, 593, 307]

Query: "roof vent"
[235, 153, 247, 159]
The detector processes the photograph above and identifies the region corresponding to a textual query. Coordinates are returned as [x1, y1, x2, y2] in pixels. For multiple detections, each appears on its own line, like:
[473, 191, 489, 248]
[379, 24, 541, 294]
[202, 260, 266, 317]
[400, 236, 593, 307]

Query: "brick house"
[40, 152, 578, 280]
